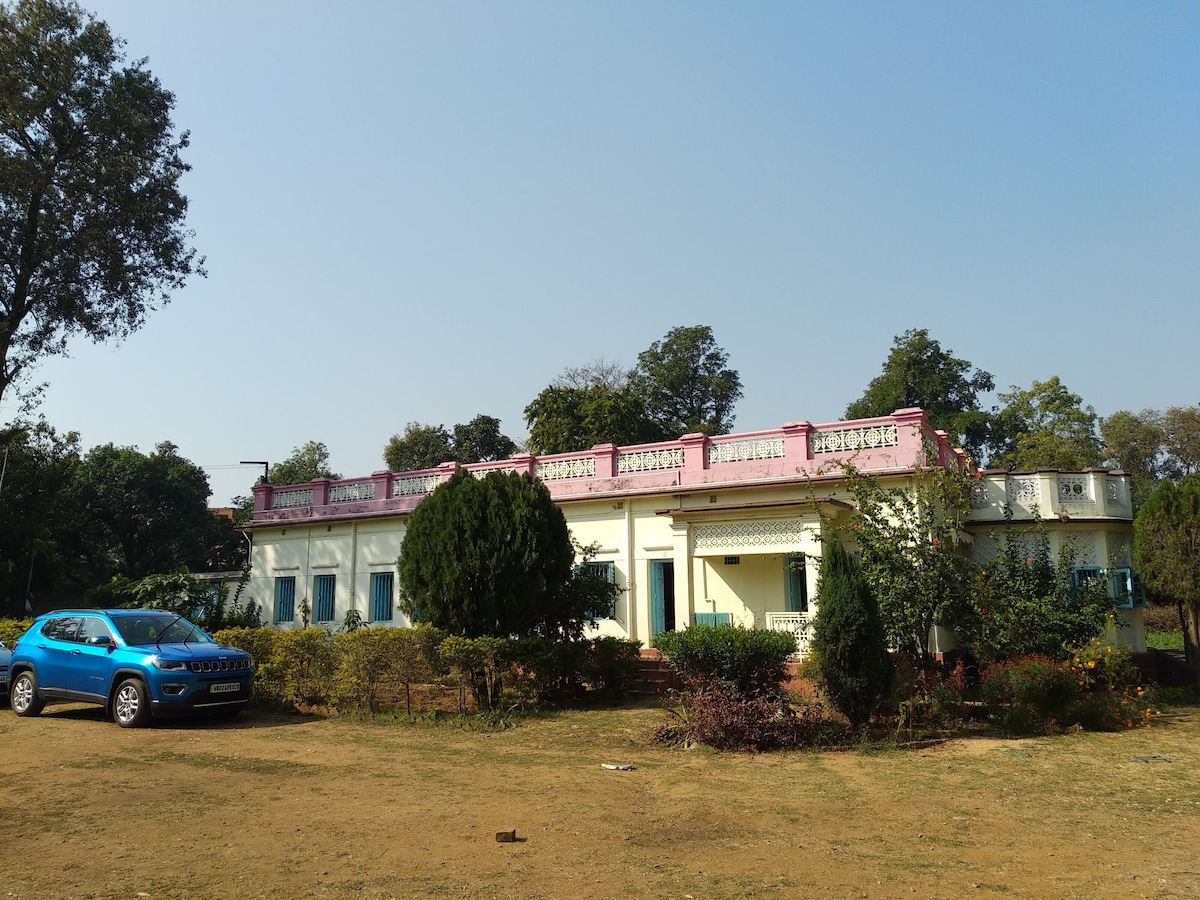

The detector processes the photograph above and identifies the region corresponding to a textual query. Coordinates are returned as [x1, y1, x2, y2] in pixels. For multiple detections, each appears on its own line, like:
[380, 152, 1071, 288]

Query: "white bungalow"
[241, 408, 1145, 653]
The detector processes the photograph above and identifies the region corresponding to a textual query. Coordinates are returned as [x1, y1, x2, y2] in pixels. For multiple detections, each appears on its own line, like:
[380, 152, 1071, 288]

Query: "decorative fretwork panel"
[1058, 476, 1092, 504]
[764, 612, 816, 656]
[271, 489, 314, 509]
[693, 519, 805, 552]
[1006, 477, 1039, 504]
[1108, 480, 1123, 504]
[617, 447, 683, 473]
[707, 438, 784, 465]
[969, 481, 993, 508]
[392, 474, 440, 497]
[1062, 530, 1098, 566]
[973, 534, 999, 562]
[536, 457, 596, 480]
[329, 482, 376, 503]
[810, 424, 897, 454]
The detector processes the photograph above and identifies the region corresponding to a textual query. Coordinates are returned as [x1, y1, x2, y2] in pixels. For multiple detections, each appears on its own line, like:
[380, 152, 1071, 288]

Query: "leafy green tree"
[843, 465, 974, 666]
[1101, 409, 1165, 507]
[62, 441, 217, 586]
[1161, 405, 1200, 480]
[630, 325, 743, 437]
[383, 415, 517, 471]
[113, 569, 260, 632]
[0, 0, 201, 410]
[845, 328, 995, 463]
[383, 423, 453, 471]
[269, 440, 340, 485]
[811, 538, 893, 729]
[553, 356, 630, 391]
[989, 376, 1103, 471]
[398, 470, 575, 638]
[964, 515, 1111, 660]
[452, 414, 517, 464]
[1135, 476, 1200, 681]
[0, 419, 79, 614]
[524, 384, 663, 454]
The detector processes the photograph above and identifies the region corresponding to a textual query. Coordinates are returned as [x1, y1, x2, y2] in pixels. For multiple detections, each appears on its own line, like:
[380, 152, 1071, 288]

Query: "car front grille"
[188, 658, 251, 673]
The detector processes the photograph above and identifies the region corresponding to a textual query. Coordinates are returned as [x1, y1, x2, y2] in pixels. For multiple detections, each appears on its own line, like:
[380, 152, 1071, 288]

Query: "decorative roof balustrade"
[249, 408, 976, 525]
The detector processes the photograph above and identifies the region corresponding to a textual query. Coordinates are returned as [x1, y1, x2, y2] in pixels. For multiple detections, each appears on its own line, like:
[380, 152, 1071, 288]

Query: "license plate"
[210, 682, 240, 694]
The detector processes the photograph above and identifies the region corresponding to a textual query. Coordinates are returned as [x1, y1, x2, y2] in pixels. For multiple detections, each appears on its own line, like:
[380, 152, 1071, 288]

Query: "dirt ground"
[1, 701, 1198, 900]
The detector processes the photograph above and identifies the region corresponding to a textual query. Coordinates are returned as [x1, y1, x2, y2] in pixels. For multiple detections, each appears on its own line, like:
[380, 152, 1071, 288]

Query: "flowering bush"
[965, 516, 1112, 660]
[981, 655, 1078, 735]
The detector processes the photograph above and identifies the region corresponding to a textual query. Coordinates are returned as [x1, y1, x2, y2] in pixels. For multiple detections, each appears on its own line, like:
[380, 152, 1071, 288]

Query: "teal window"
[785, 554, 808, 613]
[576, 561, 616, 619]
[370, 572, 394, 622]
[1111, 567, 1146, 609]
[693, 612, 731, 626]
[313, 574, 335, 623]
[274, 577, 296, 624]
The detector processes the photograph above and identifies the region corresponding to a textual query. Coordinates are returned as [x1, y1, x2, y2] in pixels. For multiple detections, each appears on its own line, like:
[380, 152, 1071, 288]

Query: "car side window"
[78, 617, 114, 644]
[40, 616, 82, 642]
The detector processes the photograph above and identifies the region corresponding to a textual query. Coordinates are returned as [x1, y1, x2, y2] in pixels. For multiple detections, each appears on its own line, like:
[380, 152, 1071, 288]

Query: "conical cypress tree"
[811, 538, 893, 729]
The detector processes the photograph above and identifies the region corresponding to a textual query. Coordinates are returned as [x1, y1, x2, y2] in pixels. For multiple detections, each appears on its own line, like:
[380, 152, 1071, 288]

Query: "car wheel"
[112, 678, 150, 728]
[11, 671, 44, 717]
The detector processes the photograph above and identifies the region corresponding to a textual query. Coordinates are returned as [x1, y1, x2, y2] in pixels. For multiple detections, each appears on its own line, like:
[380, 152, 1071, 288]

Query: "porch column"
[670, 520, 693, 630]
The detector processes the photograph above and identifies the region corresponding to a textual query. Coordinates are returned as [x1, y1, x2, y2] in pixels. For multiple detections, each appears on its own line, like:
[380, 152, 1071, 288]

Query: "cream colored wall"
[699, 555, 783, 627]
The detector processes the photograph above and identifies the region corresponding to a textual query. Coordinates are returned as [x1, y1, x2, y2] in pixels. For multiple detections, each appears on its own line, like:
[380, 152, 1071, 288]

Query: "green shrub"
[583, 636, 642, 701]
[653, 624, 795, 697]
[981, 655, 1078, 735]
[654, 684, 834, 752]
[811, 539, 893, 729]
[0, 617, 34, 645]
[275, 628, 338, 708]
[438, 635, 508, 711]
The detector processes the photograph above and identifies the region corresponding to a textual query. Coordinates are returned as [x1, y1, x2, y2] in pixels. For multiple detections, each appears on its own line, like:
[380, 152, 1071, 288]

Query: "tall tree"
[382, 415, 517, 472]
[553, 356, 630, 391]
[0, 419, 78, 614]
[0, 0, 201, 410]
[383, 423, 453, 472]
[1134, 476, 1200, 682]
[62, 441, 216, 585]
[843, 464, 974, 666]
[844, 328, 995, 463]
[989, 376, 1103, 471]
[1100, 409, 1165, 507]
[524, 383, 664, 455]
[269, 440, 339, 485]
[398, 470, 575, 639]
[630, 325, 742, 437]
[1161, 405, 1200, 480]
[451, 414, 517, 464]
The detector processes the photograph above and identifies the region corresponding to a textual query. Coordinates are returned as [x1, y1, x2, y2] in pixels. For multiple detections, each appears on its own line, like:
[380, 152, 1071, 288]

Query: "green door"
[650, 560, 675, 637]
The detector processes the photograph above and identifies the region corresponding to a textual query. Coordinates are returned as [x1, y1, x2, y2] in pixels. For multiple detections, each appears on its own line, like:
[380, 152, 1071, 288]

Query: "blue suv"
[8, 609, 254, 727]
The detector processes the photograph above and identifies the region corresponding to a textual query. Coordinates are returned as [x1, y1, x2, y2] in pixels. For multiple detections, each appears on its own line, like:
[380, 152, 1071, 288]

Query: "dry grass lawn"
[1, 701, 1198, 899]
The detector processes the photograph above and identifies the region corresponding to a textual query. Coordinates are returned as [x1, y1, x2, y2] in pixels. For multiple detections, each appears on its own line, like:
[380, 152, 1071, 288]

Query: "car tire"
[112, 678, 150, 728]
[11, 670, 44, 717]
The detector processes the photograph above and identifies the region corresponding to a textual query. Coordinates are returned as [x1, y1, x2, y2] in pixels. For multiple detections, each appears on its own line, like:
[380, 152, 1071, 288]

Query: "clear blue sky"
[11, 1, 1199, 504]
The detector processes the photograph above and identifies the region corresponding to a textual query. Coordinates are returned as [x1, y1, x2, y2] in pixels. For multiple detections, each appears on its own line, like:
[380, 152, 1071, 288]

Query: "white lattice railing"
[392, 474, 441, 497]
[329, 482, 376, 503]
[765, 612, 816, 656]
[271, 488, 314, 510]
[810, 424, 898, 454]
[536, 457, 596, 480]
[1058, 475, 1092, 503]
[708, 437, 785, 465]
[617, 447, 683, 474]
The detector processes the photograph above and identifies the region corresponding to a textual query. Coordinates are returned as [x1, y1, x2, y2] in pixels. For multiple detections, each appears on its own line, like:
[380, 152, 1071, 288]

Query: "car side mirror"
[87, 635, 114, 647]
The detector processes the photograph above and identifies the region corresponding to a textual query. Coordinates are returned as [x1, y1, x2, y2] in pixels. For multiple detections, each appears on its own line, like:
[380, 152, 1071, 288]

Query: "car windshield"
[113, 615, 213, 646]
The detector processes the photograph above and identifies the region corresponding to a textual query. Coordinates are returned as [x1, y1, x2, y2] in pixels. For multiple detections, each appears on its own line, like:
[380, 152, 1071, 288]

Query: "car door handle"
[71, 649, 82, 655]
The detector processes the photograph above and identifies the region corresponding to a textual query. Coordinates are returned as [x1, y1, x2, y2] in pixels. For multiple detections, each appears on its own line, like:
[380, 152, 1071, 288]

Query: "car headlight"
[152, 657, 189, 671]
